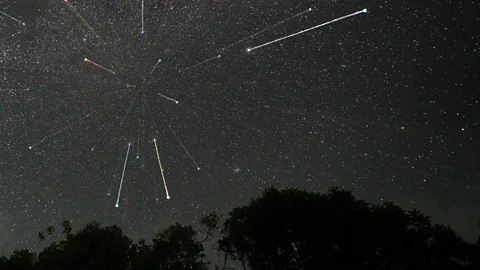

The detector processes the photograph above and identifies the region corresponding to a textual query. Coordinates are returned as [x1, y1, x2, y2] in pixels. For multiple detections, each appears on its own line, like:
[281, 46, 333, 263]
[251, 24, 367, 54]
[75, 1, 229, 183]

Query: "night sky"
[1, 0, 479, 256]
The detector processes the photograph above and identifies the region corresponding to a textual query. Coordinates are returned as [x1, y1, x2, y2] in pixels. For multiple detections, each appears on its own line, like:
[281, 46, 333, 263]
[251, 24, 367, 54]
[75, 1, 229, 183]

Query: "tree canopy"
[218, 187, 478, 270]
[1, 186, 478, 270]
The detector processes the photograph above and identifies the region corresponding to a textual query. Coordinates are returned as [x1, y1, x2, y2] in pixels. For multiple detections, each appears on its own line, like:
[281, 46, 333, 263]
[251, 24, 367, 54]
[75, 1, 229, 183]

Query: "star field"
[1, 0, 479, 256]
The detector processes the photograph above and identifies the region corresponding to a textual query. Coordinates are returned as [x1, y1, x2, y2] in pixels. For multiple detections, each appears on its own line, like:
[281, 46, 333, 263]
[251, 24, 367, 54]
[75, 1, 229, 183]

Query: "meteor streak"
[176, 7, 313, 74]
[137, 119, 140, 159]
[149, 59, 161, 76]
[141, 0, 145, 34]
[168, 124, 201, 171]
[115, 143, 131, 208]
[180, 55, 221, 73]
[64, 0, 105, 44]
[28, 93, 129, 150]
[225, 7, 312, 49]
[247, 8, 367, 52]
[0, 10, 25, 25]
[143, 59, 161, 83]
[154, 139, 170, 200]
[84, 58, 116, 75]
[158, 93, 179, 104]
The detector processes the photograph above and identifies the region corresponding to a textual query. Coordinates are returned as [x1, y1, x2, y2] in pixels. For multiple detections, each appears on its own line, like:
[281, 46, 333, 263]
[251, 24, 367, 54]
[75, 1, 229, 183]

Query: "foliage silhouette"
[217, 187, 477, 270]
[37, 232, 45, 242]
[45, 226, 55, 236]
[61, 220, 72, 236]
[0, 186, 478, 270]
[1, 249, 37, 270]
[131, 223, 208, 270]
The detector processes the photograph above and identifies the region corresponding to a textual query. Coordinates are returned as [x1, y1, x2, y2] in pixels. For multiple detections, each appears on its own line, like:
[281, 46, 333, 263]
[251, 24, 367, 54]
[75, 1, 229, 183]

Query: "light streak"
[247, 9, 367, 52]
[84, 58, 116, 75]
[154, 139, 170, 200]
[0, 10, 25, 25]
[115, 143, 131, 208]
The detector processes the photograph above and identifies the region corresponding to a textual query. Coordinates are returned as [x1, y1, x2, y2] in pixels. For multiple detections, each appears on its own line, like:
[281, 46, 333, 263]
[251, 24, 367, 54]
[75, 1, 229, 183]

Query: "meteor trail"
[137, 130, 140, 159]
[247, 8, 368, 52]
[141, 0, 145, 34]
[84, 58, 116, 75]
[154, 139, 170, 200]
[115, 143, 131, 208]
[149, 59, 161, 75]
[168, 124, 201, 171]
[28, 93, 129, 150]
[137, 119, 140, 159]
[64, 0, 105, 44]
[0, 10, 25, 25]
[143, 59, 161, 83]
[175, 7, 313, 76]
[28, 112, 94, 150]
[180, 55, 221, 73]
[158, 93, 179, 104]
[225, 7, 312, 50]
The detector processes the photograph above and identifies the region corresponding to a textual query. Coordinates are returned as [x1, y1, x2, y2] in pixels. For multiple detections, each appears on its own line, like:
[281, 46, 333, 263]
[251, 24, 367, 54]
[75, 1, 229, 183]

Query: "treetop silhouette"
[1, 186, 478, 270]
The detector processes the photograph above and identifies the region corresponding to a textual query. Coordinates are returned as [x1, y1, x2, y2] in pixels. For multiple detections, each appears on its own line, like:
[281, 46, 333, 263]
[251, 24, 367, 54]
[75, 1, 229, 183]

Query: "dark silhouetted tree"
[218, 186, 476, 270]
[200, 212, 220, 244]
[0, 256, 8, 268]
[131, 223, 208, 270]
[61, 220, 72, 237]
[46, 225, 55, 236]
[37, 222, 132, 270]
[0, 186, 477, 270]
[37, 231, 45, 242]
[6, 249, 37, 270]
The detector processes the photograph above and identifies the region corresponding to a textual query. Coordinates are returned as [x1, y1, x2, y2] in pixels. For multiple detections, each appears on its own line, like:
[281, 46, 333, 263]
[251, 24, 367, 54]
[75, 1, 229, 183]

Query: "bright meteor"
[158, 93, 179, 104]
[141, 0, 145, 34]
[247, 8, 368, 52]
[154, 139, 171, 200]
[0, 10, 25, 25]
[115, 143, 131, 208]
[84, 58, 116, 75]
[149, 59, 161, 75]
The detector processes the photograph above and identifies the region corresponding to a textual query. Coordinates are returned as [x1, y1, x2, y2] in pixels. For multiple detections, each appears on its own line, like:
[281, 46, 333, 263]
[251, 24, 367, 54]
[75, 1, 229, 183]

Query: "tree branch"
[200, 231, 212, 244]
